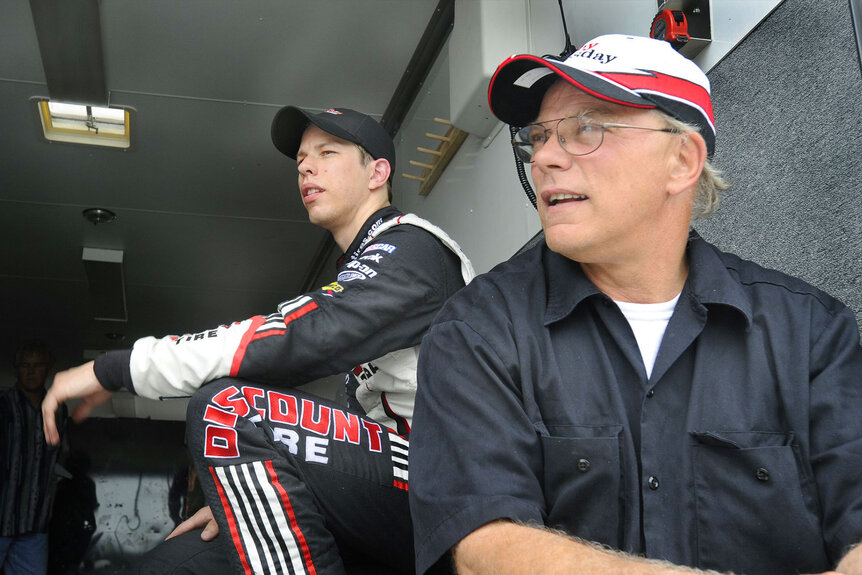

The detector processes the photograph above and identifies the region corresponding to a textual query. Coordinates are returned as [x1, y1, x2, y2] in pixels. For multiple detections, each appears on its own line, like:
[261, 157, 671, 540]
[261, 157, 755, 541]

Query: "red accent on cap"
[599, 70, 714, 125]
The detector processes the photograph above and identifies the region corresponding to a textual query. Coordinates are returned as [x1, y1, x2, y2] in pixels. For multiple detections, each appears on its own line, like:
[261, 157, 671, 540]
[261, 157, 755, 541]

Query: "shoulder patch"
[364, 243, 397, 254]
[360, 253, 384, 263]
[321, 282, 344, 294]
[337, 271, 367, 283]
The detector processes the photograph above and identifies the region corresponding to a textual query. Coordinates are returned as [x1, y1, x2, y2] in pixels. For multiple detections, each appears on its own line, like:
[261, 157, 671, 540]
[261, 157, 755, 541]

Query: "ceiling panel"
[100, 1, 438, 111]
[0, 0, 44, 81]
[0, 0, 441, 397]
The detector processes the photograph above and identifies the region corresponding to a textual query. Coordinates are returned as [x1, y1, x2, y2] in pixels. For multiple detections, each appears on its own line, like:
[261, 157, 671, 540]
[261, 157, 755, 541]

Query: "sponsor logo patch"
[337, 271, 366, 282]
[203, 385, 386, 459]
[353, 362, 379, 382]
[172, 327, 225, 344]
[359, 253, 383, 263]
[365, 243, 397, 254]
[321, 282, 344, 294]
[345, 260, 378, 278]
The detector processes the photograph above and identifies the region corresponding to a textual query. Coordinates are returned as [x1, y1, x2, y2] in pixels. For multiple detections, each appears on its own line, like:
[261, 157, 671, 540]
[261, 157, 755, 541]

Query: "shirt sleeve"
[808, 302, 862, 563]
[94, 224, 464, 399]
[410, 285, 547, 575]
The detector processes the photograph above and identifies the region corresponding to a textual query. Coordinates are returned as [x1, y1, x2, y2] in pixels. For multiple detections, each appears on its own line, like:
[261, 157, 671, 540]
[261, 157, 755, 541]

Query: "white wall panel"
[396, 45, 541, 275]
[395, 0, 785, 274]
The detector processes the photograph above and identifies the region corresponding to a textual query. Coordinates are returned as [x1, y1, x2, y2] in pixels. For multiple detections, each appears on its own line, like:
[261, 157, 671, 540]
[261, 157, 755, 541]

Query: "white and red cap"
[488, 34, 716, 156]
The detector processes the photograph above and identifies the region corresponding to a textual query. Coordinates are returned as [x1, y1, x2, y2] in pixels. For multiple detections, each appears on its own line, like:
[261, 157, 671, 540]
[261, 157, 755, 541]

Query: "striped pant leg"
[186, 378, 412, 575]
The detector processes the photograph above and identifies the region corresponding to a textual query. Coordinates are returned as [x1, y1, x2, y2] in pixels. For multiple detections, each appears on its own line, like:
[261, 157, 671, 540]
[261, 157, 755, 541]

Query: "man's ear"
[368, 158, 391, 191]
[668, 131, 707, 196]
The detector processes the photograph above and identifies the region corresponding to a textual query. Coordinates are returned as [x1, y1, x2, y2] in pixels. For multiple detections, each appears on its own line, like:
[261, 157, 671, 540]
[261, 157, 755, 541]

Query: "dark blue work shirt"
[411, 232, 862, 575]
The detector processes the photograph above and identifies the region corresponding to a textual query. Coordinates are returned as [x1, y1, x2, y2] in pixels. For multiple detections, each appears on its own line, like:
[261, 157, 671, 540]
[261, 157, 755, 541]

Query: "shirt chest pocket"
[691, 430, 828, 574]
[539, 425, 622, 548]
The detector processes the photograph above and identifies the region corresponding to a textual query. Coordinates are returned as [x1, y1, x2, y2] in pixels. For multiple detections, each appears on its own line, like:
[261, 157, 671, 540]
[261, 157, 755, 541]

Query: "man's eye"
[320, 150, 335, 156]
[528, 131, 547, 144]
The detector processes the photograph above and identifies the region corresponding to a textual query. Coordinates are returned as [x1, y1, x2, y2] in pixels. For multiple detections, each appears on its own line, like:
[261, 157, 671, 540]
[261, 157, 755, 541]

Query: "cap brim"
[489, 54, 656, 127]
[271, 106, 309, 159]
[271, 106, 363, 159]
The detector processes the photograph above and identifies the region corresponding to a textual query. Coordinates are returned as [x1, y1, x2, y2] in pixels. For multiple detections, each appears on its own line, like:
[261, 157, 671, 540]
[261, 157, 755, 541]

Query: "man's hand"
[166, 506, 219, 541]
[834, 541, 862, 575]
[42, 361, 113, 445]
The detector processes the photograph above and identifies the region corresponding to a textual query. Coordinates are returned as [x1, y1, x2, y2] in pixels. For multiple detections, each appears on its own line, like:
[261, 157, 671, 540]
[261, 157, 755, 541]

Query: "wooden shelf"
[401, 117, 468, 197]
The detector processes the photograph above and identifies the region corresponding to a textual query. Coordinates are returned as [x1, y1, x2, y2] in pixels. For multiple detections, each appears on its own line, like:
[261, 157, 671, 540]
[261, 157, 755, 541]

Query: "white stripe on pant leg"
[215, 466, 271, 574]
[240, 463, 290, 574]
[229, 465, 279, 573]
[388, 433, 409, 448]
[215, 466, 266, 574]
[393, 467, 408, 481]
[220, 463, 312, 575]
[250, 461, 310, 575]
[389, 444, 408, 458]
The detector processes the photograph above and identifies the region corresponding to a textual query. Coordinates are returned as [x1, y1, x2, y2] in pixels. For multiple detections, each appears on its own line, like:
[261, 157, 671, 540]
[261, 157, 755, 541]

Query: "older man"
[1, 341, 67, 575]
[410, 34, 862, 575]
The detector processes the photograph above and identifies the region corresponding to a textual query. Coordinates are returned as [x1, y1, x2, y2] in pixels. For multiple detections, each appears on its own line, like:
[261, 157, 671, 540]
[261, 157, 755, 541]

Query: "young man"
[409, 34, 862, 575]
[43, 106, 473, 574]
[1, 341, 67, 575]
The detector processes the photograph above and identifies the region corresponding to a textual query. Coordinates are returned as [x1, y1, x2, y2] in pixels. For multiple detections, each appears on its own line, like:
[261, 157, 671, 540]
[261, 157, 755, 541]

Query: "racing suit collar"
[339, 205, 404, 265]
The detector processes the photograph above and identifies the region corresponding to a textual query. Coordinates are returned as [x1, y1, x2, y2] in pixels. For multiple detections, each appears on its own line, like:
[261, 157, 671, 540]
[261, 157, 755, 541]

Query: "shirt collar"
[339, 205, 403, 265]
[685, 230, 753, 327]
[543, 246, 603, 326]
[543, 230, 753, 327]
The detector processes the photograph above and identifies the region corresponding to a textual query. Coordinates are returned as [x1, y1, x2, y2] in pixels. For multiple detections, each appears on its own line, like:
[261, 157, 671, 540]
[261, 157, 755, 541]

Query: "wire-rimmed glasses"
[512, 116, 678, 163]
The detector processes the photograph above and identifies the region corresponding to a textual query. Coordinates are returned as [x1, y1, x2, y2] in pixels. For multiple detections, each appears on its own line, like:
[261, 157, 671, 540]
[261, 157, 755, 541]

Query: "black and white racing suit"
[95, 206, 473, 575]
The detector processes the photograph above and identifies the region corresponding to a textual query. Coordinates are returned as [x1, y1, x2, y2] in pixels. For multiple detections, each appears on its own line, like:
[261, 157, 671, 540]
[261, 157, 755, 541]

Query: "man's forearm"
[453, 521, 730, 575]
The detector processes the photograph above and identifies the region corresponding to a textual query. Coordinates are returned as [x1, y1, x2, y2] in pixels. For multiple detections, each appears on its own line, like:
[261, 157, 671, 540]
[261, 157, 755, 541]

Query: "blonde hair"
[656, 112, 729, 221]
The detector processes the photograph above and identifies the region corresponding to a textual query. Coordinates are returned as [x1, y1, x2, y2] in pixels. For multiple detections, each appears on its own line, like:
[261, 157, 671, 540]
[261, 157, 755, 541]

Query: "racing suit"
[97, 206, 473, 575]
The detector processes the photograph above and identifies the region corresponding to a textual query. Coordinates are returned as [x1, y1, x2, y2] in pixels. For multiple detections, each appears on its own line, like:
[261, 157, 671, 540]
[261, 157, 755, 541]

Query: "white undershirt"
[613, 293, 681, 378]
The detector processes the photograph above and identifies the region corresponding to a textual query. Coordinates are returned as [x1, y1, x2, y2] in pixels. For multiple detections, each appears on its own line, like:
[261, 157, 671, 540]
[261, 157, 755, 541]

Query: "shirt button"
[646, 389, 655, 398]
[648, 476, 660, 490]
[577, 458, 591, 473]
[755, 467, 770, 482]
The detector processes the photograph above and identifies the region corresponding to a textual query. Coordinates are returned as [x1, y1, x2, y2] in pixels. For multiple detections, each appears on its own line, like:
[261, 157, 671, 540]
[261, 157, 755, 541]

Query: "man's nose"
[297, 156, 315, 174]
[532, 131, 570, 169]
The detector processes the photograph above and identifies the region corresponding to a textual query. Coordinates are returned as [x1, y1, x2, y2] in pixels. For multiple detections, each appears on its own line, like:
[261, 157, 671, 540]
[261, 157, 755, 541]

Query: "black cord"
[557, 0, 576, 58]
[510, 125, 537, 210]
[509, 0, 575, 210]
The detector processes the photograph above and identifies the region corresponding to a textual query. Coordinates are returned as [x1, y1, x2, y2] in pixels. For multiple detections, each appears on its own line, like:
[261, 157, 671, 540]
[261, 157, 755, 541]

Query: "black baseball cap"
[271, 107, 396, 174]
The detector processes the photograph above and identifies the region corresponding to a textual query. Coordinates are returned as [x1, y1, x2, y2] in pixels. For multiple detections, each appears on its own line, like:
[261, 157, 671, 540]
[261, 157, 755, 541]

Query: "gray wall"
[696, 0, 862, 331]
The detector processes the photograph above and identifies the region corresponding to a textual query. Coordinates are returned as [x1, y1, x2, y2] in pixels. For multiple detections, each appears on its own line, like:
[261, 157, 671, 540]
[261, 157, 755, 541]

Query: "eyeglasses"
[512, 115, 678, 163]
